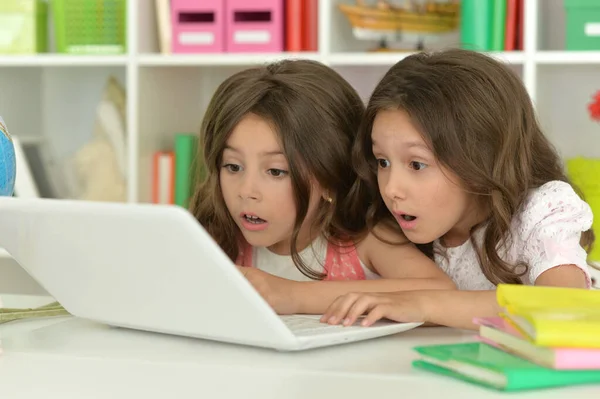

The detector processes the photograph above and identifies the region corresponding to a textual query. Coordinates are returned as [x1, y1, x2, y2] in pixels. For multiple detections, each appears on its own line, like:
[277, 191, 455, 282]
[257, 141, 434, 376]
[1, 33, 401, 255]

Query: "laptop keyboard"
[279, 314, 367, 336]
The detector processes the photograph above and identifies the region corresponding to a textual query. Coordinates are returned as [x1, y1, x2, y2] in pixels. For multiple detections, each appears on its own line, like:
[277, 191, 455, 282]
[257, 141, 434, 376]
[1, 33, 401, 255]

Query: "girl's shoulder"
[516, 180, 592, 230]
[512, 180, 593, 249]
[512, 180, 593, 286]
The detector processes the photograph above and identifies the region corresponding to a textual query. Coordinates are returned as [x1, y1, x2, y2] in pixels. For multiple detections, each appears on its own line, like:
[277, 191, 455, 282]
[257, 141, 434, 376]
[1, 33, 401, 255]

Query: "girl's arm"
[292, 225, 455, 314]
[320, 263, 588, 330]
[238, 225, 455, 315]
[318, 182, 592, 328]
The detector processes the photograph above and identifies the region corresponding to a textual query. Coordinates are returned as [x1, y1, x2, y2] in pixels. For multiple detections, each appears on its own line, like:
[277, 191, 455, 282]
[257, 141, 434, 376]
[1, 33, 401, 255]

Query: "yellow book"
[496, 284, 600, 348]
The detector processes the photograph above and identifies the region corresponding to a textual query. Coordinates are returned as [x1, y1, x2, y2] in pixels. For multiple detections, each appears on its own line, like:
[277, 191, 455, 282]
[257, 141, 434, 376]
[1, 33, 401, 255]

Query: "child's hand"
[236, 266, 299, 315]
[320, 291, 429, 327]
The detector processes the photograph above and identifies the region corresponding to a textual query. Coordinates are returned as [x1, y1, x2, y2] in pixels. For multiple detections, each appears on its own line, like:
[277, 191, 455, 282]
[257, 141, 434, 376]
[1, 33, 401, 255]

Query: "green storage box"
[565, 0, 600, 50]
[0, 0, 47, 54]
[51, 0, 126, 54]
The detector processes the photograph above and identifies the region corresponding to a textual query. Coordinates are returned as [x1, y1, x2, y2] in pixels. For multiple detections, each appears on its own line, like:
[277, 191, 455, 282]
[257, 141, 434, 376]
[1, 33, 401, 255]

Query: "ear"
[322, 192, 333, 203]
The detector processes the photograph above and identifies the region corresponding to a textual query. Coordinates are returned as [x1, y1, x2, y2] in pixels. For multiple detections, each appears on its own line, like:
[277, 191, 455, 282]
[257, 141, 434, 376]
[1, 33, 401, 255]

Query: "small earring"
[326, 197, 333, 203]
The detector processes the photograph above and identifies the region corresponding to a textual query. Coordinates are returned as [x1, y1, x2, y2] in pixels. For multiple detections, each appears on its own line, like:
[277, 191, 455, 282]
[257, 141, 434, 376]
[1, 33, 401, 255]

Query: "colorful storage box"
[225, 0, 283, 52]
[565, 0, 600, 50]
[52, 0, 127, 54]
[0, 0, 47, 54]
[171, 0, 225, 53]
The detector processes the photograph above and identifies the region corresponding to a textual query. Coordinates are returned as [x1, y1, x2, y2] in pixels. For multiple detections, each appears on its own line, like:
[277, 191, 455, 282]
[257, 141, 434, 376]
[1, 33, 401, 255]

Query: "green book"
[412, 342, 600, 392]
[174, 133, 199, 208]
[460, 0, 494, 51]
[491, 0, 507, 51]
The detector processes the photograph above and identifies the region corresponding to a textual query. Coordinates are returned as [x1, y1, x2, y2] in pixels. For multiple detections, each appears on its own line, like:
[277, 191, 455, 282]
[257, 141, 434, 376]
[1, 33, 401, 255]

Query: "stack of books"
[152, 133, 203, 208]
[412, 285, 600, 392]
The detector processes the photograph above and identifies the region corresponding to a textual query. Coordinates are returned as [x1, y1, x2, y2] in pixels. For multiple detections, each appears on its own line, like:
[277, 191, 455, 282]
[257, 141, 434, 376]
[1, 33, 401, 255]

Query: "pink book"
[473, 316, 600, 370]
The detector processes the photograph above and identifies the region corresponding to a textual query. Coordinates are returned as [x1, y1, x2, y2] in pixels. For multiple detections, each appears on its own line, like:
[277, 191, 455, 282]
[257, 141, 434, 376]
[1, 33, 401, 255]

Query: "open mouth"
[400, 214, 417, 221]
[243, 214, 267, 224]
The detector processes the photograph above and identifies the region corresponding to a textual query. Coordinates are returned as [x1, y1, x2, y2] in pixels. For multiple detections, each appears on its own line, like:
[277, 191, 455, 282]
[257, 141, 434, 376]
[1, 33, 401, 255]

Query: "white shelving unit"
[0, 0, 596, 205]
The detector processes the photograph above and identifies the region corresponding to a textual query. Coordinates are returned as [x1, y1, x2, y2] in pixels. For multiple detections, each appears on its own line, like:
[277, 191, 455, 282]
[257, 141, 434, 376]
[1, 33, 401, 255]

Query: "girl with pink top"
[321, 49, 596, 330]
[188, 59, 455, 315]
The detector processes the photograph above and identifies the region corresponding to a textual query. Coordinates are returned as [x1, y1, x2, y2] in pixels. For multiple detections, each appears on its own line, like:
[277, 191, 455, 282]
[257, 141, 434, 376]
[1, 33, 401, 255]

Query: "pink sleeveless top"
[235, 239, 366, 281]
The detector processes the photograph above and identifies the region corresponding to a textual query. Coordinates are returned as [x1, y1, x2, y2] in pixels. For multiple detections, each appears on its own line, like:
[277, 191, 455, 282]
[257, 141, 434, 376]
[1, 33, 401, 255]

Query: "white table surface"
[1, 295, 599, 399]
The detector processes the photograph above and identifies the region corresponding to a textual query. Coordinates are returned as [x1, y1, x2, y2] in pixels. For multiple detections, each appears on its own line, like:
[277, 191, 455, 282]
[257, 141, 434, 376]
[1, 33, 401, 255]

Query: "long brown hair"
[189, 59, 374, 279]
[355, 48, 595, 285]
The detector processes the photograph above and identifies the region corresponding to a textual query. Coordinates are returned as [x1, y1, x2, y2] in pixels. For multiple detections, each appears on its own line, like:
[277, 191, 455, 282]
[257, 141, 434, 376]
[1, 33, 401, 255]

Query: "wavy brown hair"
[354, 49, 595, 285]
[189, 59, 377, 279]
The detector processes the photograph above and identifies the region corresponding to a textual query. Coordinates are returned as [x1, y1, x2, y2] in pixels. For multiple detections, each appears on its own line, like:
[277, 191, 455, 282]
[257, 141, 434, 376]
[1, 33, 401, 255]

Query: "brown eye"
[377, 159, 390, 168]
[410, 161, 427, 171]
[223, 164, 241, 172]
[267, 169, 288, 177]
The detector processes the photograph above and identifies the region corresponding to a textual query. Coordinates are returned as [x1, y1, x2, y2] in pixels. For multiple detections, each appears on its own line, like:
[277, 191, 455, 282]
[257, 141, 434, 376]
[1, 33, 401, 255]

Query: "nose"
[382, 168, 408, 202]
[238, 171, 262, 201]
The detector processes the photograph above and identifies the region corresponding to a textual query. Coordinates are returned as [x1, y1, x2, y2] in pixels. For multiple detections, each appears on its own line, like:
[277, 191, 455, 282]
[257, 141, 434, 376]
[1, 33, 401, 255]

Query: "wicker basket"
[52, 0, 126, 54]
[338, 0, 459, 34]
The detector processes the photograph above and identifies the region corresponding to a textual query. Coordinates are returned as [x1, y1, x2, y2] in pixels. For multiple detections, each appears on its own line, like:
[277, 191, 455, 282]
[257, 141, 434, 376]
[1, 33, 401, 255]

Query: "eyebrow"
[405, 141, 430, 150]
[224, 145, 284, 157]
[371, 140, 429, 151]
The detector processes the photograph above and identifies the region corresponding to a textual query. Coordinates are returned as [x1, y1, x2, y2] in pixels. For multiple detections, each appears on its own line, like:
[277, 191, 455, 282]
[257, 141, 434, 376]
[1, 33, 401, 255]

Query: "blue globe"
[0, 116, 16, 197]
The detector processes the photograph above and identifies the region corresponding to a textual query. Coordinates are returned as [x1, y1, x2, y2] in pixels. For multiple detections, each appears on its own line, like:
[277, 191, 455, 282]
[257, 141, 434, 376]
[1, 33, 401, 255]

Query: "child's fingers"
[319, 298, 337, 322]
[361, 304, 390, 326]
[320, 292, 361, 324]
[341, 295, 378, 326]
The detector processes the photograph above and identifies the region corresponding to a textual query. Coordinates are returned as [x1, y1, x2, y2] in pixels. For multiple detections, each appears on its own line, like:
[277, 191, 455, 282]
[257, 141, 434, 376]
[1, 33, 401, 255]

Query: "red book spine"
[285, 0, 303, 52]
[302, 0, 318, 51]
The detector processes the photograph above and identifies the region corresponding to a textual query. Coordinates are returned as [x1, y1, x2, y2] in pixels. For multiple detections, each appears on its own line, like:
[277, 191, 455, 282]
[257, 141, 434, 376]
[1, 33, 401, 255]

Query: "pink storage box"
[225, 0, 283, 52]
[171, 0, 225, 53]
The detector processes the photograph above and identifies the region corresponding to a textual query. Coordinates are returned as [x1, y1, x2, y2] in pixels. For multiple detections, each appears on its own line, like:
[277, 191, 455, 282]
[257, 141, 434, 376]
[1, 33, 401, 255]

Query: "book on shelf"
[152, 133, 203, 208]
[152, 151, 174, 204]
[285, 0, 318, 52]
[155, 0, 171, 54]
[460, 0, 523, 52]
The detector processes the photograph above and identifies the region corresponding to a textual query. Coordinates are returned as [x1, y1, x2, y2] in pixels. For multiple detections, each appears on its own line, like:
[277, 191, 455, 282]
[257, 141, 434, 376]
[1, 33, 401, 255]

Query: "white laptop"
[0, 197, 421, 351]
